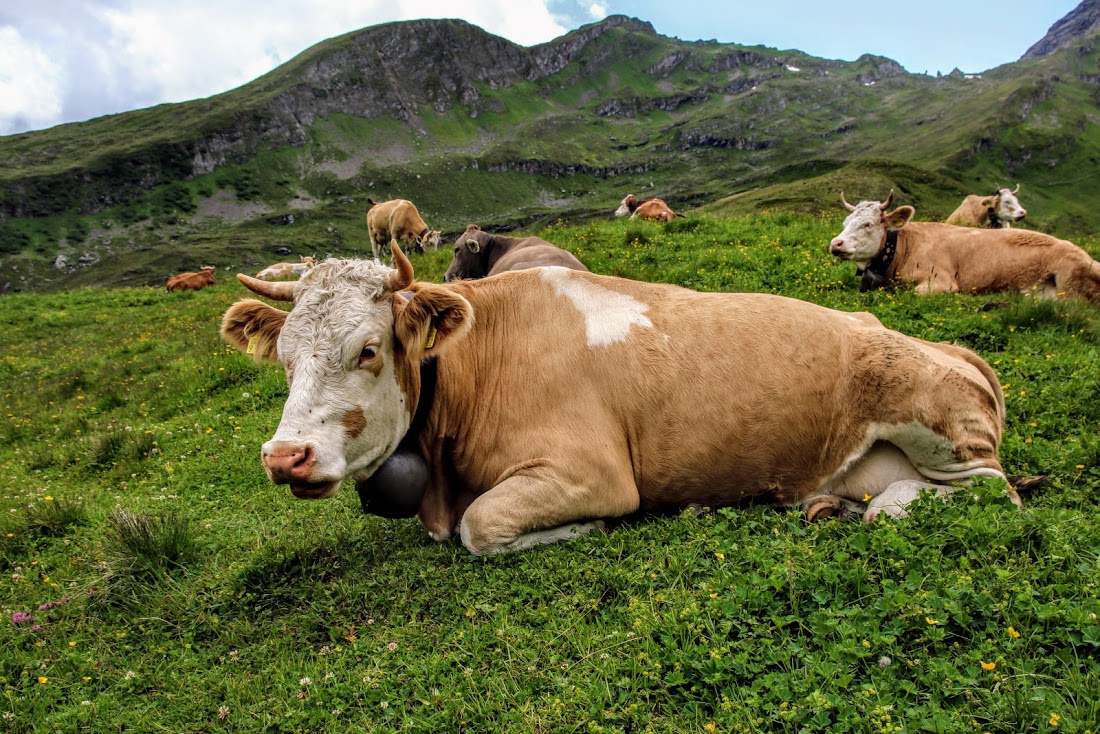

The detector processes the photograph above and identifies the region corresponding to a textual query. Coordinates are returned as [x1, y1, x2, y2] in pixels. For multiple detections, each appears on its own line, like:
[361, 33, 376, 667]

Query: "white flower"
[299, 677, 312, 686]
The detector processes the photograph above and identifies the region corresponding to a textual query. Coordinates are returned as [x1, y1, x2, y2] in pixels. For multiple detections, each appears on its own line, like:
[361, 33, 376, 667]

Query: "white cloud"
[0, 0, 569, 136]
[0, 26, 63, 133]
[587, 2, 609, 20]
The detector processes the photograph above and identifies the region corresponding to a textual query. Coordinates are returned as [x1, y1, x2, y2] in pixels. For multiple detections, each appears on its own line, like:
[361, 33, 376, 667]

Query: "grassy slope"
[2, 213, 1100, 732]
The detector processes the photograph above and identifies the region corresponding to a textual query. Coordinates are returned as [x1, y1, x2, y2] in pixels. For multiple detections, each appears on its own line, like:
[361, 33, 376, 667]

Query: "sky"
[0, 0, 1082, 137]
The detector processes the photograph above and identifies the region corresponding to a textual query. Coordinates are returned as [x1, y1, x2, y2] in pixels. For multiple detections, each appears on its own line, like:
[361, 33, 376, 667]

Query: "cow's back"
[901, 223, 1095, 294]
[488, 242, 587, 276]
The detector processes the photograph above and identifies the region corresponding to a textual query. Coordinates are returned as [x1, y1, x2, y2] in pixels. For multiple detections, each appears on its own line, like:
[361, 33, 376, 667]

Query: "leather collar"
[860, 229, 898, 292]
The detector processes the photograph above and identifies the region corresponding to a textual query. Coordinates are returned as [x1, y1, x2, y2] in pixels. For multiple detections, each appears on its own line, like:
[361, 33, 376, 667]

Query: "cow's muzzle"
[262, 443, 343, 499]
[829, 239, 850, 259]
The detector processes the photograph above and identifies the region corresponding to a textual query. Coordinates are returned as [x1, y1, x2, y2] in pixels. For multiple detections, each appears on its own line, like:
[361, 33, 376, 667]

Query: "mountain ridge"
[0, 6, 1098, 292]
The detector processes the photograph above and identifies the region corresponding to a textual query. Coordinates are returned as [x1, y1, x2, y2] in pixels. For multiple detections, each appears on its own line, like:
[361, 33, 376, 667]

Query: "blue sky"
[0, 0, 1082, 136]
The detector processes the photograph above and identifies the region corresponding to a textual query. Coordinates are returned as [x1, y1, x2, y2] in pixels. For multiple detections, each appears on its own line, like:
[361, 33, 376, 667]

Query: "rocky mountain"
[1, 7, 1098, 291]
[1024, 0, 1100, 59]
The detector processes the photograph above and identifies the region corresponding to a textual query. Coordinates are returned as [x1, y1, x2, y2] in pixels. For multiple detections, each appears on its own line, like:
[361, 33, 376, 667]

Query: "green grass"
[2, 212, 1100, 732]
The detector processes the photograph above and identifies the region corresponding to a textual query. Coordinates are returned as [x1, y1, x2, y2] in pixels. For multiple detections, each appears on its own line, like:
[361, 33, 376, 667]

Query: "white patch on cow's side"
[539, 268, 653, 347]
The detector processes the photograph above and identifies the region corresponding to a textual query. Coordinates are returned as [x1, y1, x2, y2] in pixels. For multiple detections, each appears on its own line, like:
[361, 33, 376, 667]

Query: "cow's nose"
[829, 239, 846, 254]
[1017, 210, 1027, 220]
[262, 444, 315, 484]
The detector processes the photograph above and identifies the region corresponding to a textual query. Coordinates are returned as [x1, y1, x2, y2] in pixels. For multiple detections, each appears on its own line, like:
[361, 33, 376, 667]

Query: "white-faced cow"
[167, 266, 216, 292]
[614, 195, 677, 222]
[945, 185, 1027, 229]
[365, 198, 441, 260]
[221, 244, 1018, 555]
[831, 191, 1100, 303]
[256, 256, 317, 281]
[444, 225, 589, 282]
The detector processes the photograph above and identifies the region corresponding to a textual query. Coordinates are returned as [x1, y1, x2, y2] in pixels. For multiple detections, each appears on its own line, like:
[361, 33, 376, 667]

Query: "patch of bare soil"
[192, 190, 272, 224]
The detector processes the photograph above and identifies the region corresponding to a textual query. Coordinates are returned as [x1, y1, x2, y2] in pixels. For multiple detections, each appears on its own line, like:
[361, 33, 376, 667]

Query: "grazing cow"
[614, 195, 677, 222]
[444, 224, 589, 282]
[167, 266, 216, 292]
[221, 244, 1019, 555]
[256, 256, 317, 281]
[365, 198, 441, 260]
[946, 185, 1027, 228]
[831, 191, 1100, 303]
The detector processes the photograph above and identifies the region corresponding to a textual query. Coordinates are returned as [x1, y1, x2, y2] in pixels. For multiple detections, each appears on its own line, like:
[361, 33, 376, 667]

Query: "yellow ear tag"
[246, 336, 259, 355]
[424, 325, 437, 350]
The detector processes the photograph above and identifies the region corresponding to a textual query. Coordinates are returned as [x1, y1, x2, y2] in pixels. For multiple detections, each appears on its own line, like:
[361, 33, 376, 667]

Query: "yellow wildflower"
[1008, 626, 1020, 639]
[37, 676, 48, 684]
[863, 494, 872, 502]
[1049, 713, 1060, 727]
[714, 552, 724, 560]
[926, 616, 938, 625]
[980, 660, 995, 671]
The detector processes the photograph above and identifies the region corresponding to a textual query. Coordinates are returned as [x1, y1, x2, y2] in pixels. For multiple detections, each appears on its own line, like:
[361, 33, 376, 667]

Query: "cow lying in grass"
[945, 185, 1027, 229]
[831, 191, 1100, 302]
[167, 266, 216, 292]
[256, 256, 317, 281]
[444, 225, 588, 282]
[222, 244, 1019, 555]
[614, 195, 677, 222]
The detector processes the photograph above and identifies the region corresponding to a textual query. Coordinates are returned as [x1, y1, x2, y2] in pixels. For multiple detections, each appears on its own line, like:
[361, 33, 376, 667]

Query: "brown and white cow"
[221, 245, 1018, 555]
[614, 195, 677, 222]
[256, 256, 317, 281]
[444, 225, 589, 282]
[365, 198, 441, 260]
[831, 191, 1100, 302]
[945, 185, 1027, 228]
[167, 266, 216, 292]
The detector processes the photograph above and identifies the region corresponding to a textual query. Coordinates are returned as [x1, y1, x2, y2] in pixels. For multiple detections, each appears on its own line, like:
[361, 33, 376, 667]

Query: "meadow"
[2, 212, 1100, 733]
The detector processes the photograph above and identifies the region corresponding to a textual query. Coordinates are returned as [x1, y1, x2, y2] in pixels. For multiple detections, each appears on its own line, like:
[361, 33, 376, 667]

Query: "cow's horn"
[237, 273, 295, 301]
[839, 191, 856, 212]
[1012, 183, 1020, 194]
[879, 189, 894, 210]
[385, 241, 414, 291]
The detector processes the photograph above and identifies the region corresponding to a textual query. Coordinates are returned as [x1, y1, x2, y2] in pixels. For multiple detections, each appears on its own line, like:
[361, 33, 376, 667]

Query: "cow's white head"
[614, 195, 638, 217]
[221, 245, 472, 500]
[830, 191, 915, 268]
[994, 184, 1026, 223]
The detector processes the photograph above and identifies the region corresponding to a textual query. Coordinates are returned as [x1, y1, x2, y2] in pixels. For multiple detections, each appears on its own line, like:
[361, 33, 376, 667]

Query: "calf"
[614, 195, 677, 222]
[167, 266, 216, 292]
[831, 191, 1100, 302]
[945, 185, 1027, 228]
[221, 245, 1019, 555]
[444, 225, 588, 282]
[366, 198, 441, 259]
[256, 256, 317, 281]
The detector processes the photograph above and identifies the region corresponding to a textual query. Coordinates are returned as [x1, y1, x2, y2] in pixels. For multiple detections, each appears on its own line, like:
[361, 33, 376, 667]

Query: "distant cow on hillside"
[167, 266, 216, 292]
[444, 225, 588, 282]
[831, 191, 1100, 302]
[256, 256, 316, 281]
[946, 185, 1027, 228]
[366, 198, 441, 260]
[614, 195, 677, 222]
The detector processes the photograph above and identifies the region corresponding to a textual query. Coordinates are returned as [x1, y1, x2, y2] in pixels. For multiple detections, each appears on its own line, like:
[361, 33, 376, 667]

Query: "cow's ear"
[221, 299, 287, 363]
[884, 205, 915, 229]
[393, 284, 473, 360]
[465, 239, 481, 253]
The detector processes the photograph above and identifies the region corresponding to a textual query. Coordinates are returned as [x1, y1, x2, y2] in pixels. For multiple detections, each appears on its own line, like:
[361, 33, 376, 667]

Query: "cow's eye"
[358, 345, 379, 366]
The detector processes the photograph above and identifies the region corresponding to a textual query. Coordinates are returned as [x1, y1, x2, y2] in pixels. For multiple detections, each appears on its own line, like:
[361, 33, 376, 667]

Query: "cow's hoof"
[803, 495, 842, 522]
[356, 450, 428, 518]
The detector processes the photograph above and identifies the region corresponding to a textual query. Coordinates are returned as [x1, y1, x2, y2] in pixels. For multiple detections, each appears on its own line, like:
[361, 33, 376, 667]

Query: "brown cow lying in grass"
[221, 244, 1019, 555]
[366, 198, 441, 260]
[444, 225, 588, 282]
[614, 195, 677, 222]
[831, 191, 1100, 303]
[167, 266, 216, 292]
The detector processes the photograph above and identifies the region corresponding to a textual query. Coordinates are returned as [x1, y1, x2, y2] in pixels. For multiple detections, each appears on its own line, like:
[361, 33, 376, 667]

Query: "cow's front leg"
[458, 464, 638, 555]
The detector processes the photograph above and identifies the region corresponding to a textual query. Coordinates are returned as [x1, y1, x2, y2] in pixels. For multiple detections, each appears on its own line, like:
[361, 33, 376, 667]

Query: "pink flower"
[12, 612, 34, 625]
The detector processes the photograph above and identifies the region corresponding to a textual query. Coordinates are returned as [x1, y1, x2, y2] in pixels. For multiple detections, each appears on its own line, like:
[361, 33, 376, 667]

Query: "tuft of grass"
[24, 497, 88, 537]
[106, 508, 197, 579]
